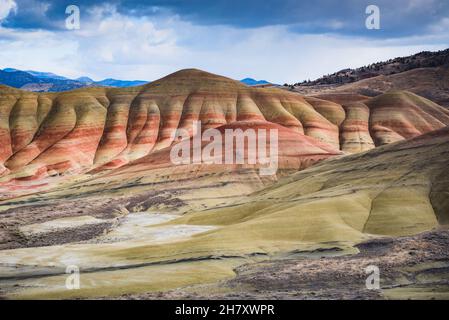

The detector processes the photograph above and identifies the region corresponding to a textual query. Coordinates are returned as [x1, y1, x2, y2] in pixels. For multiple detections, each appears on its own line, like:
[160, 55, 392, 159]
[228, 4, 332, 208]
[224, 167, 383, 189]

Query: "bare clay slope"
[300, 66, 449, 108]
[172, 126, 449, 248]
[339, 66, 449, 108]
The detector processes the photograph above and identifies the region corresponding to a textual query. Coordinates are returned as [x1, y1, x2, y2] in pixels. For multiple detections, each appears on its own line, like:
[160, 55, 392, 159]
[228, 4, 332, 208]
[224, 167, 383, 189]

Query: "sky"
[0, 0, 448, 83]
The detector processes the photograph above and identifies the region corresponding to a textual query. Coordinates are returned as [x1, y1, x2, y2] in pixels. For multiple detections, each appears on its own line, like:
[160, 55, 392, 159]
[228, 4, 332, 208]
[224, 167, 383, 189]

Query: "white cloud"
[0, 5, 182, 80]
[406, 0, 437, 11]
[0, 4, 447, 83]
[0, 0, 17, 21]
[175, 25, 448, 83]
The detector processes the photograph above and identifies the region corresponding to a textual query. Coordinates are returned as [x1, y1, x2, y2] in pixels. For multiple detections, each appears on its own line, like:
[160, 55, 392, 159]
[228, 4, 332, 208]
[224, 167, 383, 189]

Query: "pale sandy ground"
[1, 212, 448, 300]
[0, 211, 222, 299]
[19, 216, 111, 237]
[92, 213, 215, 243]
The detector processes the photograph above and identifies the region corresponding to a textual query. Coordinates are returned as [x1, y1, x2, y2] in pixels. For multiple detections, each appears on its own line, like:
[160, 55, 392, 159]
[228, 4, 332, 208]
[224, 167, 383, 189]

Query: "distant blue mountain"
[97, 78, 148, 88]
[4, 68, 71, 81]
[26, 70, 70, 81]
[0, 69, 43, 88]
[240, 78, 271, 86]
[76, 76, 95, 84]
[0, 68, 149, 91]
[2, 68, 21, 73]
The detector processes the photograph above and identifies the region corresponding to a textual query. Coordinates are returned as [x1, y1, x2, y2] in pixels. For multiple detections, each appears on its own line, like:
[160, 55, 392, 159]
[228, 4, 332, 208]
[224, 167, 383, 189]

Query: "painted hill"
[0, 69, 448, 199]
